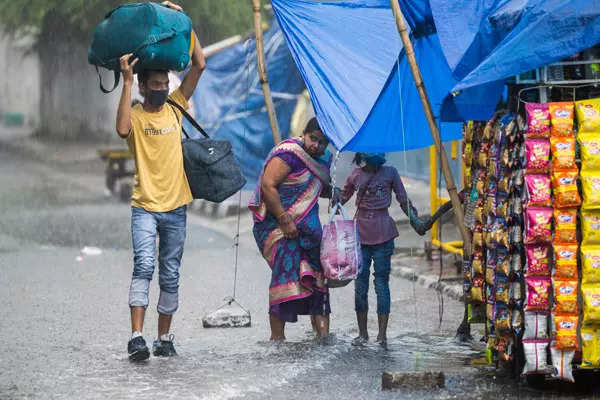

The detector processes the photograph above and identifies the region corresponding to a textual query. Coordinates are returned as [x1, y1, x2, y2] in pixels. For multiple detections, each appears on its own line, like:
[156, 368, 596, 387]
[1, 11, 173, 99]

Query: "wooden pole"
[389, 0, 472, 256]
[252, 0, 282, 145]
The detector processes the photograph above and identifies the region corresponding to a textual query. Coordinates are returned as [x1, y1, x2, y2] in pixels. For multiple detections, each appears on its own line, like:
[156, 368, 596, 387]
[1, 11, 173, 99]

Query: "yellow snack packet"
[581, 211, 600, 246]
[581, 170, 600, 210]
[578, 133, 600, 171]
[575, 98, 600, 133]
[582, 246, 600, 285]
[582, 284, 600, 325]
[580, 328, 600, 369]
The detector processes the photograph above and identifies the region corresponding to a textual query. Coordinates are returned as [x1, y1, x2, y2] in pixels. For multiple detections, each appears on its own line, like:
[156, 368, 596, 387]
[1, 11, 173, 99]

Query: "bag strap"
[353, 168, 380, 220]
[167, 99, 209, 139]
[95, 66, 120, 94]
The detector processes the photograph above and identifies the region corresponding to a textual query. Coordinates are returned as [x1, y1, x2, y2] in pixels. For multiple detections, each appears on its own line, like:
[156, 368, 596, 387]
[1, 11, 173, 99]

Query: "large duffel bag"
[88, 2, 193, 93]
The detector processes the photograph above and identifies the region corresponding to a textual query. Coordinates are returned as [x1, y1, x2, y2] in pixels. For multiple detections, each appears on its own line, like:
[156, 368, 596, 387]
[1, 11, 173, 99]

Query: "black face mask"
[148, 89, 169, 107]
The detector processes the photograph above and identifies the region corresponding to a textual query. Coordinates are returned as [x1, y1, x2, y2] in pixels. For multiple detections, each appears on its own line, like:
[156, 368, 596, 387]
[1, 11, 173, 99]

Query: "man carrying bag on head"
[115, 1, 205, 362]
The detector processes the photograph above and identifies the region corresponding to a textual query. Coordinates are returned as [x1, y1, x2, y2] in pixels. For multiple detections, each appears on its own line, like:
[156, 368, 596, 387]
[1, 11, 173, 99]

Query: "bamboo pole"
[252, 0, 282, 145]
[389, 0, 472, 257]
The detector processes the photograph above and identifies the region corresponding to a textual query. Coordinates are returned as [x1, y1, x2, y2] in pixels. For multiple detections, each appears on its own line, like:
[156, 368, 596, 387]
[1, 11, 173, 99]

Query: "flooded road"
[1, 143, 598, 399]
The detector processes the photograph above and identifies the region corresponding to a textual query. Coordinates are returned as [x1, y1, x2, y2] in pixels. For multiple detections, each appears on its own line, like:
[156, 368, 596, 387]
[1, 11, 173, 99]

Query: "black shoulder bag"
[167, 99, 246, 203]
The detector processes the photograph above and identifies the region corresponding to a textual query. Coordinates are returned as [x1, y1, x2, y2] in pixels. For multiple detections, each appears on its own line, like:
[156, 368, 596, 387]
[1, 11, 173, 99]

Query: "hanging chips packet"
[553, 279, 579, 315]
[549, 102, 575, 137]
[581, 212, 600, 245]
[581, 284, 600, 325]
[578, 133, 600, 171]
[552, 169, 581, 209]
[523, 312, 549, 340]
[581, 246, 600, 285]
[550, 136, 576, 170]
[580, 328, 600, 369]
[522, 340, 550, 374]
[553, 208, 577, 244]
[553, 243, 578, 279]
[524, 207, 553, 244]
[525, 175, 552, 207]
[526, 103, 551, 138]
[553, 315, 578, 350]
[525, 138, 550, 173]
[525, 277, 551, 312]
[550, 348, 575, 382]
[575, 98, 600, 133]
[581, 170, 600, 210]
[526, 244, 551, 276]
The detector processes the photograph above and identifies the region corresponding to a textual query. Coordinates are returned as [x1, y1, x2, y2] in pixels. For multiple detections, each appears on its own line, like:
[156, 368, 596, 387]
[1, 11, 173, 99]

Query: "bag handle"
[167, 99, 209, 139]
[328, 202, 349, 223]
[95, 66, 120, 94]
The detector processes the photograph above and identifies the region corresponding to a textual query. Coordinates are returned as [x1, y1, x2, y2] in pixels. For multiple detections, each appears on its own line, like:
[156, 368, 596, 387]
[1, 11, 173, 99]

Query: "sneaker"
[152, 334, 177, 357]
[128, 336, 150, 361]
[351, 336, 369, 346]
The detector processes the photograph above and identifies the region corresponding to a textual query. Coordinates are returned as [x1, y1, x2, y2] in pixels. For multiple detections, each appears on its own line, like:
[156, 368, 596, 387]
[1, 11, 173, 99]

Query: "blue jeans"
[128, 205, 187, 315]
[355, 240, 394, 314]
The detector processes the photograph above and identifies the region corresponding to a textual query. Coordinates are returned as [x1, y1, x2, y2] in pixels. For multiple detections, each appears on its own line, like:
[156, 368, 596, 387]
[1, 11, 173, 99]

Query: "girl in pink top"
[339, 153, 451, 346]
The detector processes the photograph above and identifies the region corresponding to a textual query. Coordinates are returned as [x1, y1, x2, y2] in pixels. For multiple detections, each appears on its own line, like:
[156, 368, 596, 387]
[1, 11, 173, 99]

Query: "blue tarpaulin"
[188, 21, 305, 187]
[271, 0, 600, 152]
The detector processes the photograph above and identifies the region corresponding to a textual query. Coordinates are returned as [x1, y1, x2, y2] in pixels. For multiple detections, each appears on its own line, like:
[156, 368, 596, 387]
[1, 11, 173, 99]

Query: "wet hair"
[353, 153, 365, 166]
[138, 69, 168, 87]
[303, 117, 321, 134]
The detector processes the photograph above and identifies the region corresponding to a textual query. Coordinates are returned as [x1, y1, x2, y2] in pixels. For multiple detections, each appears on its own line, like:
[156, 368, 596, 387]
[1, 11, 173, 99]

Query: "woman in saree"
[249, 117, 336, 341]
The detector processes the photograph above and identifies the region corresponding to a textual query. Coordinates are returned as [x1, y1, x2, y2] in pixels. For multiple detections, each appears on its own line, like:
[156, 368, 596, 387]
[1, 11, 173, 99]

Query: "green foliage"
[0, 0, 268, 45]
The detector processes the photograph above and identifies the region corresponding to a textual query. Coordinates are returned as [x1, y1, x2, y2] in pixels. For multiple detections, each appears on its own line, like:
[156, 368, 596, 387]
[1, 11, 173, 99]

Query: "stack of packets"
[522, 103, 555, 378]
[463, 113, 525, 363]
[576, 98, 600, 372]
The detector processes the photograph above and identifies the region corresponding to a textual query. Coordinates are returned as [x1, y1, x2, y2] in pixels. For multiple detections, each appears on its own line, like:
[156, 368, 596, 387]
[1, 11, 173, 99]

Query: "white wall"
[0, 32, 41, 128]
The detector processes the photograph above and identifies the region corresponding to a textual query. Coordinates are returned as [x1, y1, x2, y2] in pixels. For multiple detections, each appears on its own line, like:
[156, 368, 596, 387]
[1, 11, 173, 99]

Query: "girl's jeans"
[128, 205, 187, 315]
[355, 240, 394, 314]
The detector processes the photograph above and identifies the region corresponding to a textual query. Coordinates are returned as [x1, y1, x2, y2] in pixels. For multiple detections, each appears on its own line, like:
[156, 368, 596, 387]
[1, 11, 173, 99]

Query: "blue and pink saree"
[249, 138, 332, 316]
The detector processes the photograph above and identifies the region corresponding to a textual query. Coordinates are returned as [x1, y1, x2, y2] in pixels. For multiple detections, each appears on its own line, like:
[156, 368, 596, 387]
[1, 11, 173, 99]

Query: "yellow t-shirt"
[126, 88, 193, 212]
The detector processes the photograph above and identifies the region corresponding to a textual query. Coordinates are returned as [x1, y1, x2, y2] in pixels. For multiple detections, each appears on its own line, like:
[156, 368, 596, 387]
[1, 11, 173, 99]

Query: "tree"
[0, 0, 268, 140]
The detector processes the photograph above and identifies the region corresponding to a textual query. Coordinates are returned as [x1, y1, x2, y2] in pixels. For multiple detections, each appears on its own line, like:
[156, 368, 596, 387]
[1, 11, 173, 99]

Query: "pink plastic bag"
[320, 203, 362, 288]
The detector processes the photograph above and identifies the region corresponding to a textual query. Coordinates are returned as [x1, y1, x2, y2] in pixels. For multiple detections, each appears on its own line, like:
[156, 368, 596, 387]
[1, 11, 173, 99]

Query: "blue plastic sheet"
[188, 21, 305, 187]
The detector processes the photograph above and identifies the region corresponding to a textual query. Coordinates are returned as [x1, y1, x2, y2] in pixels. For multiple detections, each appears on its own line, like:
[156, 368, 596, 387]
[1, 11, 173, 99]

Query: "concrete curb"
[391, 262, 463, 301]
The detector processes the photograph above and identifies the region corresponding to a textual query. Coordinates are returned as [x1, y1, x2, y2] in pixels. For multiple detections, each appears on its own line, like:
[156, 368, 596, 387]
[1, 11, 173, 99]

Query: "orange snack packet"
[549, 102, 574, 137]
[553, 279, 579, 315]
[553, 208, 577, 244]
[552, 169, 581, 209]
[553, 243, 578, 280]
[553, 315, 578, 350]
[550, 136, 576, 170]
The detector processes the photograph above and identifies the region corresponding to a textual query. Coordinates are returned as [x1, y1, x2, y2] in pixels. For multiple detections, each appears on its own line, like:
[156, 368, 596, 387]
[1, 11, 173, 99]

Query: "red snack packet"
[526, 103, 550, 138]
[525, 138, 550, 173]
[525, 174, 552, 207]
[525, 243, 551, 276]
[525, 276, 551, 312]
[525, 206, 552, 244]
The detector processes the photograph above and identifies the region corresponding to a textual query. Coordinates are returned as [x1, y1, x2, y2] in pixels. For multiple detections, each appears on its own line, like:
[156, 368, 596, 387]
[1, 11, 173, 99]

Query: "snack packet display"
[525, 277, 551, 312]
[577, 133, 600, 171]
[550, 137, 576, 170]
[552, 315, 578, 350]
[553, 244, 578, 279]
[524, 207, 553, 244]
[523, 312, 549, 340]
[486, 266, 495, 286]
[553, 208, 577, 244]
[470, 276, 485, 303]
[552, 169, 581, 209]
[526, 103, 550, 138]
[549, 102, 575, 137]
[575, 98, 600, 133]
[522, 340, 550, 374]
[525, 138, 550, 172]
[580, 328, 600, 369]
[510, 281, 523, 308]
[526, 244, 551, 276]
[581, 211, 600, 246]
[581, 246, 600, 285]
[582, 284, 600, 325]
[512, 310, 523, 335]
[495, 276, 510, 304]
[550, 348, 575, 382]
[495, 305, 512, 333]
[581, 170, 600, 210]
[553, 279, 578, 315]
[525, 174, 552, 207]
